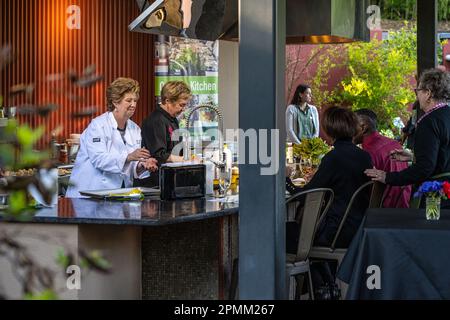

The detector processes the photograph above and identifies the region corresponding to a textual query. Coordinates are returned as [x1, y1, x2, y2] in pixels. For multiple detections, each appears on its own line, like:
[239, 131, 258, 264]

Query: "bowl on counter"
[58, 164, 73, 177]
[57, 165, 73, 197]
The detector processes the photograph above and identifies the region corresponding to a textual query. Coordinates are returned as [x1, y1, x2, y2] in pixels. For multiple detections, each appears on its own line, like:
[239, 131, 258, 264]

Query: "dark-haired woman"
[286, 106, 372, 299]
[286, 84, 319, 144]
[287, 106, 372, 248]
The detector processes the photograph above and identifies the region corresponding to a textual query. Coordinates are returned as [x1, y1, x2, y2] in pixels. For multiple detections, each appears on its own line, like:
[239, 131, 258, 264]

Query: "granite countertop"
[0, 196, 238, 226]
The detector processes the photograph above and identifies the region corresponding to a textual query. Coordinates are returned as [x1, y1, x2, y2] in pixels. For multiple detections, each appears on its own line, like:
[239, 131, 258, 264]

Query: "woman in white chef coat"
[66, 78, 158, 198]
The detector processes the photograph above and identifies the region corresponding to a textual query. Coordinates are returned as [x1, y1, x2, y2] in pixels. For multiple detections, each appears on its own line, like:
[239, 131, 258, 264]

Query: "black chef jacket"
[137, 105, 182, 187]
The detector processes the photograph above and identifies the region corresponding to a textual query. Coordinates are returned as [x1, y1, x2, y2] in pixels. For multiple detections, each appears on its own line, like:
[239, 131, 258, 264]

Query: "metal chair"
[308, 181, 385, 299]
[285, 188, 334, 300]
[227, 187, 334, 300]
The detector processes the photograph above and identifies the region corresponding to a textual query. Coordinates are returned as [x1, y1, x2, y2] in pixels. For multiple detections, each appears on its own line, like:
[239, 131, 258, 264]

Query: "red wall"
[0, 0, 155, 144]
[285, 43, 348, 107]
[443, 41, 450, 71]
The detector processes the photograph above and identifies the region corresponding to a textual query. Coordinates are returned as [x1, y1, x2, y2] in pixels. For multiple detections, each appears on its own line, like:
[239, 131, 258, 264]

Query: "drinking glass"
[287, 163, 297, 180]
[218, 167, 232, 198]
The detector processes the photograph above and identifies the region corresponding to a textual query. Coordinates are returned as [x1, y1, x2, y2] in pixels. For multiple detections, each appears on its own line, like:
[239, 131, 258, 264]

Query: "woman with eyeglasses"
[365, 68, 450, 208]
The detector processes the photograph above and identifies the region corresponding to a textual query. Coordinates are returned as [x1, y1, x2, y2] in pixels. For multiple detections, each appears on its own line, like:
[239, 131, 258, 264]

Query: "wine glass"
[286, 163, 297, 180]
[218, 167, 232, 198]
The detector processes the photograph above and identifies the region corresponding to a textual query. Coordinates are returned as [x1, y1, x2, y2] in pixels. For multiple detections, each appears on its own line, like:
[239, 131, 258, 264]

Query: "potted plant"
[292, 137, 331, 167]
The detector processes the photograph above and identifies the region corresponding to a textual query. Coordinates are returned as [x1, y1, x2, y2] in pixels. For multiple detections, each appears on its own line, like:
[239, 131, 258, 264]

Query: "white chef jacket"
[66, 112, 150, 198]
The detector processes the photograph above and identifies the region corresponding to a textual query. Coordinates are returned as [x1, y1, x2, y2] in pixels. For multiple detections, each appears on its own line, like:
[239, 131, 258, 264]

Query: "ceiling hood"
[129, 0, 370, 44]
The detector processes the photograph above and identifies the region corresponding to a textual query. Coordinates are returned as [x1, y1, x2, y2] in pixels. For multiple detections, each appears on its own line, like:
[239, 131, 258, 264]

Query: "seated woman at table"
[287, 106, 373, 248]
[66, 78, 158, 198]
[286, 106, 372, 299]
[365, 68, 450, 208]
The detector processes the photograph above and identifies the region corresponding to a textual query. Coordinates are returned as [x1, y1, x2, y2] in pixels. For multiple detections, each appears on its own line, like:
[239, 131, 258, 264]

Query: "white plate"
[79, 187, 160, 199]
[57, 164, 74, 170]
[292, 178, 306, 186]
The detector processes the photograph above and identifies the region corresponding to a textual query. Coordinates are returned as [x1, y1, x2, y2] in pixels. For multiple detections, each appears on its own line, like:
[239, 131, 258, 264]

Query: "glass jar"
[425, 196, 441, 220]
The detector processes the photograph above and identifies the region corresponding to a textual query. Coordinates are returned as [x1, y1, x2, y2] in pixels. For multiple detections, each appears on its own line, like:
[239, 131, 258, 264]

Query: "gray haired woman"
[366, 68, 450, 208]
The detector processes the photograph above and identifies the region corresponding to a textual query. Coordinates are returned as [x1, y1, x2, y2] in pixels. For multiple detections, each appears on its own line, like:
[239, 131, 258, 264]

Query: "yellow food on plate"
[109, 188, 144, 198]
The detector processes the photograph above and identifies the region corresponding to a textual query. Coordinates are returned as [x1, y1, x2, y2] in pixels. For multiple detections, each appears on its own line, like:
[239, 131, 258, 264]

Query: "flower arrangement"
[414, 181, 450, 199]
[414, 181, 450, 220]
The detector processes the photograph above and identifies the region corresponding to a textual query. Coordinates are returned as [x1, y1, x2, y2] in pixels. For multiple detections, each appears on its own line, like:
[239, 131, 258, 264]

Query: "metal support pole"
[239, 0, 286, 299]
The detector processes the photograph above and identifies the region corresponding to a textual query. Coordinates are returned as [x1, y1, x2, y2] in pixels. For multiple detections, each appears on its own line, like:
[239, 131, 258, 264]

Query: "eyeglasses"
[414, 87, 428, 95]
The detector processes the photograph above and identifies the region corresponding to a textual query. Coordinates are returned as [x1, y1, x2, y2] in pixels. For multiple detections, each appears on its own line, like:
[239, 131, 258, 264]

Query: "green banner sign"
[155, 76, 218, 96]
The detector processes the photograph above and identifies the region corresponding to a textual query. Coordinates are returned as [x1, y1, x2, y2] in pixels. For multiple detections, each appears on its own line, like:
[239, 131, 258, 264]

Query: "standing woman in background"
[286, 84, 320, 144]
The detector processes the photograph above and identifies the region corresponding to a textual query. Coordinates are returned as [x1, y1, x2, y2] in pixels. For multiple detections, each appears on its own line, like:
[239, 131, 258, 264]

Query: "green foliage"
[0, 120, 49, 171]
[56, 248, 71, 269]
[80, 250, 112, 272]
[0, 144, 15, 167]
[310, 26, 417, 131]
[438, 39, 449, 65]
[310, 44, 345, 109]
[2, 190, 37, 220]
[286, 45, 328, 103]
[337, 27, 416, 130]
[1, 45, 112, 301]
[24, 289, 58, 300]
[171, 47, 204, 76]
[439, 0, 450, 20]
[371, 0, 450, 21]
[293, 137, 331, 165]
[372, 0, 416, 20]
[380, 128, 395, 139]
[16, 125, 44, 149]
[8, 190, 27, 215]
[0, 120, 51, 219]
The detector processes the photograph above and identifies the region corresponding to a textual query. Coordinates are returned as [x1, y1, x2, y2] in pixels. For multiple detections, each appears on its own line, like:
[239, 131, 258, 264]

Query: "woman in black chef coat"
[139, 81, 192, 187]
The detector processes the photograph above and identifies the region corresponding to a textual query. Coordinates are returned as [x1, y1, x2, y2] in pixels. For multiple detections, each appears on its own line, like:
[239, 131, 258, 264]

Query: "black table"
[337, 208, 450, 300]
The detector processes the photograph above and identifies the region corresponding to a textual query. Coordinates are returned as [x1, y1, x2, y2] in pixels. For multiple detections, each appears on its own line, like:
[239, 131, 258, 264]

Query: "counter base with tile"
[0, 197, 238, 300]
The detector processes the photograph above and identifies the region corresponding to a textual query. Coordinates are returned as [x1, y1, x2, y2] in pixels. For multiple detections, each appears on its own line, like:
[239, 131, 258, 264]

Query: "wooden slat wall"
[0, 0, 154, 144]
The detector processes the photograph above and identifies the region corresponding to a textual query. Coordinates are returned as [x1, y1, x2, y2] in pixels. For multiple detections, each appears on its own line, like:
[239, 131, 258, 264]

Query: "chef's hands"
[127, 148, 151, 162]
[141, 158, 158, 172]
[390, 148, 413, 162]
[129, 148, 158, 174]
[136, 157, 158, 176]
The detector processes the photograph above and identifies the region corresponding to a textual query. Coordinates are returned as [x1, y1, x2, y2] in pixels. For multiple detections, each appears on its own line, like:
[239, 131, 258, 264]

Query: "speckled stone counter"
[0, 197, 239, 300]
[5, 197, 238, 226]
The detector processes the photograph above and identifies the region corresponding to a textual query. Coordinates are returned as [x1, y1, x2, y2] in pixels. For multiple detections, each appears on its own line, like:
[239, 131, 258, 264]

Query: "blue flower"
[414, 181, 444, 198]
